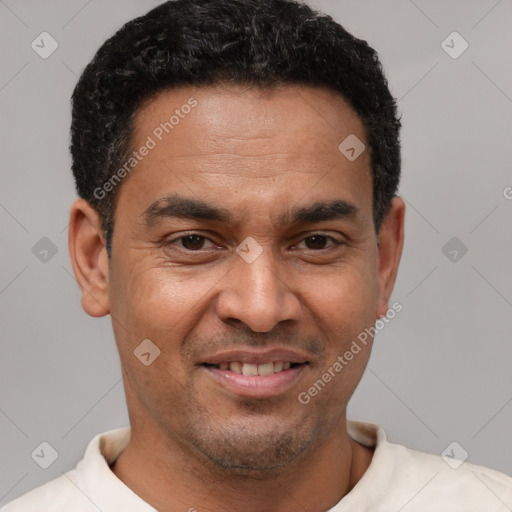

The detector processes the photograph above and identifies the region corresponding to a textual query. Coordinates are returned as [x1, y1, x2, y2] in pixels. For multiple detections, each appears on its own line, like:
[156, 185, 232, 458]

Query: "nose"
[215, 247, 302, 332]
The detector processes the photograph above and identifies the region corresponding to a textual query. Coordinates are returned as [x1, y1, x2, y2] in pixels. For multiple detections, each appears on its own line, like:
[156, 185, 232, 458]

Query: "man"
[4, 0, 511, 510]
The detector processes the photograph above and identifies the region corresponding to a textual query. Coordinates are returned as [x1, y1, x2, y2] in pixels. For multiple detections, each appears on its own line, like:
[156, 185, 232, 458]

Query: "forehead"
[133, 83, 367, 159]
[117, 84, 372, 226]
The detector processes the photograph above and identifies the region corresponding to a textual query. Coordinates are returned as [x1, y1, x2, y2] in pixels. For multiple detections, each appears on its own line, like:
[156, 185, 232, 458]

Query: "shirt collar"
[75, 421, 392, 512]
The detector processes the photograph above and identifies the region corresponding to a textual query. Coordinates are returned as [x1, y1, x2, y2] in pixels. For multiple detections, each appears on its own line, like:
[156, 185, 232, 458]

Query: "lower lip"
[203, 365, 307, 398]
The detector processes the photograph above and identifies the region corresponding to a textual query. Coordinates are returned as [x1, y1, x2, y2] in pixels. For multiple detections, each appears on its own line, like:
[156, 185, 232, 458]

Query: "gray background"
[1, 0, 511, 504]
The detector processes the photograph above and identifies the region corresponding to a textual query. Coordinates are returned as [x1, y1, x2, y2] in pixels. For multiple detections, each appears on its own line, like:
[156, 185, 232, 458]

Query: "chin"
[186, 417, 321, 475]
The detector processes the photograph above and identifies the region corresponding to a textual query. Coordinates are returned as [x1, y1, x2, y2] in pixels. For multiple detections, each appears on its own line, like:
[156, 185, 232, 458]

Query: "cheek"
[299, 260, 378, 394]
[109, 267, 210, 412]
[110, 242, 379, 354]
[146, 265, 241, 316]
[303, 261, 379, 336]
[110, 265, 226, 366]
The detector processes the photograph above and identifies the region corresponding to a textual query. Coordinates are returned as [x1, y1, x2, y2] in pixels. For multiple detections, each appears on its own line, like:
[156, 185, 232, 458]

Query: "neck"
[111, 417, 373, 512]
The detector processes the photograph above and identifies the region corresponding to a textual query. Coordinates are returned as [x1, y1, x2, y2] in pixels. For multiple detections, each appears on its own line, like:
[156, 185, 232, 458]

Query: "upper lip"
[201, 346, 310, 365]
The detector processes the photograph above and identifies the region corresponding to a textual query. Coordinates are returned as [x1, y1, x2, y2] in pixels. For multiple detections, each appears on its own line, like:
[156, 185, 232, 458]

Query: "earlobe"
[68, 199, 110, 317]
[376, 196, 405, 318]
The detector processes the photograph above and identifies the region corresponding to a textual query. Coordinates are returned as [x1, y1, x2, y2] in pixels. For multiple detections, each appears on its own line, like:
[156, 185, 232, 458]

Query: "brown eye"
[303, 235, 330, 250]
[297, 234, 344, 251]
[179, 235, 207, 250]
[163, 232, 219, 253]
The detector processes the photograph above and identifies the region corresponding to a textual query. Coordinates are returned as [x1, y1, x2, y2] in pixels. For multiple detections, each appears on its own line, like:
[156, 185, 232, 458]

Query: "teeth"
[242, 363, 258, 376]
[229, 361, 243, 374]
[274, 361, 283, 373]
[257, 362, 274, 376]
[218, 360, 296, 375]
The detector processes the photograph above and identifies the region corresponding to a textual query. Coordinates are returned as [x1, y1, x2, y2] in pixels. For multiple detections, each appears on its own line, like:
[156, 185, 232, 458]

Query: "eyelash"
[163, 232, 344, 251]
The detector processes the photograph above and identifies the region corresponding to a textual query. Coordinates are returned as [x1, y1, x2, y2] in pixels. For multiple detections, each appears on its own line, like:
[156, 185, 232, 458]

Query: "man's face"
[103, 85, 394, 471]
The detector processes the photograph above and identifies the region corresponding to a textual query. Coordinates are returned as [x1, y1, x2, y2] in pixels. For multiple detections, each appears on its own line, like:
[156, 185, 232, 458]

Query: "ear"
[68, 199, 110, 317]
[375, 196, 405, 318]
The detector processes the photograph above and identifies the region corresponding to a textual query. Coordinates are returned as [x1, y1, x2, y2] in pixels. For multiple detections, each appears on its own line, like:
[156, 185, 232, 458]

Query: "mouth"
[203, 360, 304, 375]
[200, 348, 310, 398]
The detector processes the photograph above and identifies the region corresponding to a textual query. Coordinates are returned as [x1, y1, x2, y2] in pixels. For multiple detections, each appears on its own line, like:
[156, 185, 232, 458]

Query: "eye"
[165, 234, 217, 251]
[164, 232, 343, 253]
[295, 234, 343, 250]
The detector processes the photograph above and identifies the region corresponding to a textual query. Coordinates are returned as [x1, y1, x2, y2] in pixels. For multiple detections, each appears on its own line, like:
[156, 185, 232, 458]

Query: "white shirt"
[3, 421, 511, 511]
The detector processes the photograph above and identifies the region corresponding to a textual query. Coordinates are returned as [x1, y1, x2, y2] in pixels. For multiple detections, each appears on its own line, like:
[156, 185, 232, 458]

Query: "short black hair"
[71, 0, 401, 257]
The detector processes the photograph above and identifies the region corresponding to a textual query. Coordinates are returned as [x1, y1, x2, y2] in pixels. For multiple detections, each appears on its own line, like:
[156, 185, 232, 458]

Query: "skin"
[68, 84, 405, 512]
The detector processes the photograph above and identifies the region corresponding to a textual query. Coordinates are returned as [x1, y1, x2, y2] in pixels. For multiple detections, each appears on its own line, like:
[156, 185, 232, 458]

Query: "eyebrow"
[142, 194, 359, 228]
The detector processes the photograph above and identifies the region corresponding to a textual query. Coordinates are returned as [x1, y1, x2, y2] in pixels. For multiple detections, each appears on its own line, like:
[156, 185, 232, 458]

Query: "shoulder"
[382, 439, 512, 510]
[346, 421, 512, 511]
[2, 428, 133, 512]
[1, 469, 93, 512]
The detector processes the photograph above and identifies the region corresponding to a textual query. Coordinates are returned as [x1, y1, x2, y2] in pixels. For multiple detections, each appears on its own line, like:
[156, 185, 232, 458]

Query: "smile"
[204, 361, 299, 375]
[203, 364, 308, 398]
